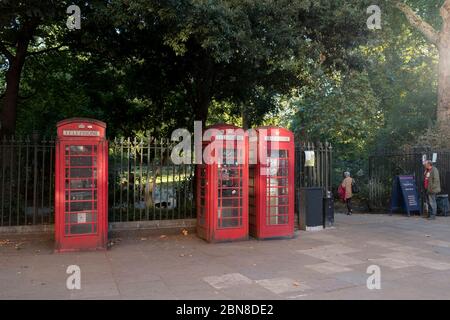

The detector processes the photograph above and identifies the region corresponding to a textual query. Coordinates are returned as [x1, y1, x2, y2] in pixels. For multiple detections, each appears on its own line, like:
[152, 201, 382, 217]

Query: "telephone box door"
[196, 124, 248, 242]
[250, 127, 294, 239]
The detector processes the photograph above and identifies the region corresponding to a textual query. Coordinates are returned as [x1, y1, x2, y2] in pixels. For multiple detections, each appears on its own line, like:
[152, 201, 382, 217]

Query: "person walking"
[423, 160, 441, 220]
[341, 171, 353, 215]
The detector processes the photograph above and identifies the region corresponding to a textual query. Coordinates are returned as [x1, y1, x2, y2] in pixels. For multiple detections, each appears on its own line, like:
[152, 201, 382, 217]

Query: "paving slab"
[1, 213, 450, 299]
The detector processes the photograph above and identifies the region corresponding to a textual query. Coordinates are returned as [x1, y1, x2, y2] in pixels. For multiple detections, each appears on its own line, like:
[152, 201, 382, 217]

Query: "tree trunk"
[437, 42, 450, 129]
[395, 0, 450, 129]
[0, 19, 38, 137]
[0, 59, 24, 136]
[438, 3, 450, 129]
[193, 97, 210, 125]
[242, 105, 249, 130]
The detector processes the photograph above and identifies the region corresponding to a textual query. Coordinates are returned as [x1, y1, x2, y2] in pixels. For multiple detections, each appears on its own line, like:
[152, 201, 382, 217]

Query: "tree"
[1, 0, 379, 136]
[77, 0, 372, 128]
[0, 0, 71, 136]
[395, 0, 450, 129]
[364, 16, 438, 152]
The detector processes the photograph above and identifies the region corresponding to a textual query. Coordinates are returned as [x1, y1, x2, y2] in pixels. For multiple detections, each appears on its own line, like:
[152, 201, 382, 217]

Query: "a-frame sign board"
[390, 175, 421, 216]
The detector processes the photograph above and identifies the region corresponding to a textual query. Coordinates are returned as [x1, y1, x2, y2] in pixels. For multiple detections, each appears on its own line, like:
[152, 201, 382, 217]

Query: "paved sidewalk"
[1, 213, 450, 299]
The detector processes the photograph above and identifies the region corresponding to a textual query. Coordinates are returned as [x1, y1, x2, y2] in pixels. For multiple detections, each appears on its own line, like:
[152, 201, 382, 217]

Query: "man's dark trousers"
[426, 192, 437, 219]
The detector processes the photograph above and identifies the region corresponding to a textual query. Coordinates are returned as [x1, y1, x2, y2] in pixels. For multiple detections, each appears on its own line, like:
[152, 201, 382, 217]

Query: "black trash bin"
[323, 191, 334, 228]
[299, 187, 324, 231]
[437, 194, 449, 216]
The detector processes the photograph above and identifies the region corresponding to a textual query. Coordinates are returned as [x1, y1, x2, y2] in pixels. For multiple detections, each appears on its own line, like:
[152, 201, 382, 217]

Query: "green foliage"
[290, 69, 382, 158]
[0, 0, 444, 172]
[366, 0, 439, 152]
[282, 0, 441, 189]
[72, 0, 373, 126]
[0, 0, 71, 54]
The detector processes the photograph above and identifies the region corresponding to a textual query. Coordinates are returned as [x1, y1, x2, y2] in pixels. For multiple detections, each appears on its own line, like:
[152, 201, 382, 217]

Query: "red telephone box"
[249, 126, 295, 239]
[55, 118, 108, 252]
[196, 124, 248, 242]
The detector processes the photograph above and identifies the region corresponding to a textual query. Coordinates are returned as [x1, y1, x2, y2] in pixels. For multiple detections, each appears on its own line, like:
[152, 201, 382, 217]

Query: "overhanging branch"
[26, 44, 67, 57]
[395, 1, 440, 46]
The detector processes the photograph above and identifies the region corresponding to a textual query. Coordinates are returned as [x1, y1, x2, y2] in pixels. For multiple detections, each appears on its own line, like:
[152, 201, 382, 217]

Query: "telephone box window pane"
[70, 168, 94, 178]
[222, 198, 241, 207]
[268, 215, 279, 224]
[279, 216, 288, 224]
[268, 215, 288, 225]
[66, 190, 96, 201]
[278, 206, 288, 214]
[220, 167, 241, 179]
[66, 179, 97, 189]
[221, 219, 239, 228]
[66, 212, 96, 223]
[221, 188, 239, 198]
[268, 150, 288, 158]
[267, 205, 288, 215]
[268, 150, 279, 158]
[199, 207, 206, 226]
[268, 187, 278, 196]
[269, 207, 279, 215]
[66, 201, 93, 212]
[221, 208, 241, 218]
[267, 197, 279, 207]
[69, 156, 94, 167]
[69, 146, 94, 155]
[70, 224, 92, 234]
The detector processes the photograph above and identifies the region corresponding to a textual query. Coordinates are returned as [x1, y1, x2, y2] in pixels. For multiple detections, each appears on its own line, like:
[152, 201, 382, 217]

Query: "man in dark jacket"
[424, 160, 441, 220]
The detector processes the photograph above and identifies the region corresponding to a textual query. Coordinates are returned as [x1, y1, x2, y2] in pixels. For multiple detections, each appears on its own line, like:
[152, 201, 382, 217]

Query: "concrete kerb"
[0, 219, 197, 237]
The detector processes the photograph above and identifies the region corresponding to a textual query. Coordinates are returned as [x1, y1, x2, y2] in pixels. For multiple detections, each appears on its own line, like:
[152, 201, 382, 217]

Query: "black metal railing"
[368, 149, 450, 209]
[108, 137, 195, 222]
[1, 135, 333, 227]
[0, 136, 55, 226]
[295, 142, 333, 192]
